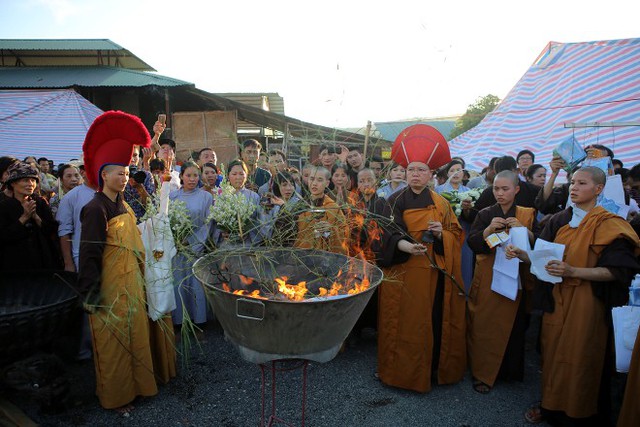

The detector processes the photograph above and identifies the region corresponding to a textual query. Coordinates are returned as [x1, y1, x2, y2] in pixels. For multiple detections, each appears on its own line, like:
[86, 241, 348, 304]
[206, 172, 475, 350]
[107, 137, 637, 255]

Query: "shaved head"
[493, 170, 519, 187]
[575, 166, 606, 186]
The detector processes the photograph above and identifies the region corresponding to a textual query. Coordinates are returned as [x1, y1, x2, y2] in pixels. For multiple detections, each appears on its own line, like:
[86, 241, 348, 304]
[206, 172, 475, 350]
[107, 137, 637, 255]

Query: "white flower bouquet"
[207, 182, 257, 236]
[441, 188, 482, 216]
[141, 194, 194, 248]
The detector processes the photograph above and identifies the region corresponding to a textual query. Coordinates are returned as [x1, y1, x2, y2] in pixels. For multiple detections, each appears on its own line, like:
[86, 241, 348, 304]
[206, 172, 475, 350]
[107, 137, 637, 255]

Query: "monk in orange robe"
[467, 171, 538, 393]
[78, 112, 176, 412]
[509, 166, 640, 425]
[377, 160, 466, 393]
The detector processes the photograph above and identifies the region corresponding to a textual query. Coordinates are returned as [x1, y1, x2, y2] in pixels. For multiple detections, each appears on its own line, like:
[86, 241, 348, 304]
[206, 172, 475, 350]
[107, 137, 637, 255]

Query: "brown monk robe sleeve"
[377, 191, 411, 267]
[78, 197, 108, 304]
[467, 206, 496, 255]
[591, 238, 640, 309]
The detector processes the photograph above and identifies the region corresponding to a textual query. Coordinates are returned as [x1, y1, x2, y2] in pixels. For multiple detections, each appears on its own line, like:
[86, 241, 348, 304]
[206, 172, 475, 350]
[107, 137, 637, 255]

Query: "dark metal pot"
[0, 270, 79, 366]
[193, 248, 383, 363]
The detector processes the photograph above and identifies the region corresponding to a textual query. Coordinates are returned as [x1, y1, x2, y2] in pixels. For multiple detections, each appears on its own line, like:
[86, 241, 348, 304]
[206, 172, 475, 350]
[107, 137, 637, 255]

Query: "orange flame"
[367, 220, 382, 243]
[239, 274, 254, 286]
[353, 213, 365, 228]
[231, 289, 267, 300]
[347, 277, 370, 295]
[319, 282, 343, 296]
[219, 269, 371, 301]
[275, 276, 308, 301]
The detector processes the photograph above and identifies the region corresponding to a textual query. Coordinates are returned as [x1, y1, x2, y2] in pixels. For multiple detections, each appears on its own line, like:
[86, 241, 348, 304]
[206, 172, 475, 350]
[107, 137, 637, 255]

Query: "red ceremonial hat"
[391, 124, 451, 169]
[82, 111, 151, 188]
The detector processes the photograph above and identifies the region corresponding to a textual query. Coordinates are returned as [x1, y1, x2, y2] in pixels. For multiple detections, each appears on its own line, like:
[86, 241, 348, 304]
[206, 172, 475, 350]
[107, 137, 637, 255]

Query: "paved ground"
[4, 316, 554, 427]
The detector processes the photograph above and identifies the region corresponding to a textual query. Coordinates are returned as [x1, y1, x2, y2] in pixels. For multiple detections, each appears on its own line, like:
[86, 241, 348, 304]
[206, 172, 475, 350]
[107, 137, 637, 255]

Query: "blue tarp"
[450, 38, 640, 171]
[0, 89, 102, 165]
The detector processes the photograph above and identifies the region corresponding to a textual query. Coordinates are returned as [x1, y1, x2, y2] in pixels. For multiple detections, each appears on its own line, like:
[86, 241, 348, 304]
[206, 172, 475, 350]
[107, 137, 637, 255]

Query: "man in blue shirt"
[55, 162, 97, 360]
[57, 163, 97, 271]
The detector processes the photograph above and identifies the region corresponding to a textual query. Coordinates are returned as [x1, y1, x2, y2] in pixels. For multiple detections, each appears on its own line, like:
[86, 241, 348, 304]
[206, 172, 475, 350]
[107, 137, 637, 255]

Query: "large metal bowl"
[0, 270, 79, 366]
[193, 248, 383, 363]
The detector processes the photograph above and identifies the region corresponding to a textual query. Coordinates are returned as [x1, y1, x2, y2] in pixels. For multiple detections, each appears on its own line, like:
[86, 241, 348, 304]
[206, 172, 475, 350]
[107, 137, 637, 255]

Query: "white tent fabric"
[450, 39, 640, 172]
[0, 89, 102, 165]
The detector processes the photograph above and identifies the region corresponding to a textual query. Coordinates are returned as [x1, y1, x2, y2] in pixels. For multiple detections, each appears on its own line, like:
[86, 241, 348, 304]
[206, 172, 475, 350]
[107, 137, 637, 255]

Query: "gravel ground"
[4, 315, 553, 427]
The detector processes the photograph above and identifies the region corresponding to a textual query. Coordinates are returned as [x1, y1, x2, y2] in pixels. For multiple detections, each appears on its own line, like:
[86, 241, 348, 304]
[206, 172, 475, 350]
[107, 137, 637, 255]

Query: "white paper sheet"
[490, 270, 519, 301]
[604, 174, 626, 205]
[509, 227, 530, 252]
[612, 306, 640, 372]
[490, 245, 519, 300]
[493, 244, 519, 278]
[527, 239, 565, 284]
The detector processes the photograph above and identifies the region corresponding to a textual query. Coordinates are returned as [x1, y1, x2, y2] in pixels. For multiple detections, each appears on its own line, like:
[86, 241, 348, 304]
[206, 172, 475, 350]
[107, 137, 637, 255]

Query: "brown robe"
[467, 204, 537, 387]
[294, 194, 347, 254]
[377, 188, 466, 393]
[618, 328, 640, 427]
[79, 193, 176, 409]
[540, 206, 640, 419]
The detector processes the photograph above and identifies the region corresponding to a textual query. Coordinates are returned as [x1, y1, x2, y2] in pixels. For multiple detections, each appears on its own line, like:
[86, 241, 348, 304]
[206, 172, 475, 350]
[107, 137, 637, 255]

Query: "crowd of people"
[2, 113, 640, 427]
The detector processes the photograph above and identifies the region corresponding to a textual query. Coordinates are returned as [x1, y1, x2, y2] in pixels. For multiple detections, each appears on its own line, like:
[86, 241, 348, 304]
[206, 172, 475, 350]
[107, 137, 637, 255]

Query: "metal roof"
[0, 39, 155, 71]
[216, 93, 285, 115]
[184, 88, 391, 146]
[0, 66, 193, 89]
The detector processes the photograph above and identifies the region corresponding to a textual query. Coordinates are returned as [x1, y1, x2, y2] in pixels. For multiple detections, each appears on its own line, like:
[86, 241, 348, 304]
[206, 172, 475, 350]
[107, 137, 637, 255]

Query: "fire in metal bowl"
[193, 248, 383, 363]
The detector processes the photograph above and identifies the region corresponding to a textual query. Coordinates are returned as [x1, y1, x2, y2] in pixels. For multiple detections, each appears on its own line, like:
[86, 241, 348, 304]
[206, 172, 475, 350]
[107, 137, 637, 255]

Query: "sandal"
[472, 378, 491, 394]
[524, 402, 544, 424]
[115, 404, 134, 417]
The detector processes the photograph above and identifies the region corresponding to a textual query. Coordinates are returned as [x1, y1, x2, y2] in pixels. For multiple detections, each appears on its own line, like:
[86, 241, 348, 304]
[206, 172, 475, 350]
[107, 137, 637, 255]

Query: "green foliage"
[449, 94, 500, 139]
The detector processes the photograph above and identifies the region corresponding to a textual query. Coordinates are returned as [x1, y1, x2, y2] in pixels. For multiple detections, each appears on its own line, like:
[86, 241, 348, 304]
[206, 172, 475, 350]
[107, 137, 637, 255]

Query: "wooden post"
[363, 120, 372, 158]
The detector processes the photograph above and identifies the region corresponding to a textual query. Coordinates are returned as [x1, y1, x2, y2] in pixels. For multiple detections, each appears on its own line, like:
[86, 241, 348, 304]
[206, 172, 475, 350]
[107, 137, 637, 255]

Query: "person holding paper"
[469, 156, 541, 224]
[507, 166, 640, 425]
[534, 156, 570, 216]
[467, 170, 538, 394]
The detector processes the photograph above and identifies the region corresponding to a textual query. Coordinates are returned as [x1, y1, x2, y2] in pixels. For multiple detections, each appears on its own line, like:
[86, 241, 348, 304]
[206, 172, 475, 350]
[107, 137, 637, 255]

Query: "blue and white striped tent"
[0, 89, 102, 165]
[450, 38, 640, 172]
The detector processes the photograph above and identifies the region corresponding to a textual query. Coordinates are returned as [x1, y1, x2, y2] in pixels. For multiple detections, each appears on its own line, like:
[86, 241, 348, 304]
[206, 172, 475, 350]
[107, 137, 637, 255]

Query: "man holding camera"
[124, 145, 155, 222]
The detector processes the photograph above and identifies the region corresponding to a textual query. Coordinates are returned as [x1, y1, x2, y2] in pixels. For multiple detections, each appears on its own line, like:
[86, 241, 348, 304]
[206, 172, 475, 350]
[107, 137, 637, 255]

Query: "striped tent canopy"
[450, 38, 640, 172]
[0, 89, 102, 165]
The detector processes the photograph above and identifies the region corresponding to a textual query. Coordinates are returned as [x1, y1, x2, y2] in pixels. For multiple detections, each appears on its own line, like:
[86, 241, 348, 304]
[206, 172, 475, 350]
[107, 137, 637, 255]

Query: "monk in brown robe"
[78, 112, 176, 412]
[377, 160, 466, 393]
[618, 328, 640, 427]
[467, 170, 538, 394]
[294, 166, 347, 254]
[509, 167, 640, 425]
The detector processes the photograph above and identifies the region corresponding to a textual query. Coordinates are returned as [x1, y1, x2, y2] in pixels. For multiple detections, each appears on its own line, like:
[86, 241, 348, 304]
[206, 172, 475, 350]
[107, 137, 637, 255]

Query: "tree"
[449, 94, 500, 139]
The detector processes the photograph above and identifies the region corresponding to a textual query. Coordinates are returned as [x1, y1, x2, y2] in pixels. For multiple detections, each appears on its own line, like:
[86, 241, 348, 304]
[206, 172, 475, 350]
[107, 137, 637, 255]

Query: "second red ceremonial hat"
[82, 111, 151, 188]
[391, 124, 451, 169]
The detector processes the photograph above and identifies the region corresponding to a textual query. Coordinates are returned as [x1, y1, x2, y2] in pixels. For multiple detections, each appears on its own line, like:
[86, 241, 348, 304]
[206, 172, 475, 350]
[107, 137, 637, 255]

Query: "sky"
[1, 0, 639, 129]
